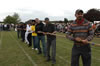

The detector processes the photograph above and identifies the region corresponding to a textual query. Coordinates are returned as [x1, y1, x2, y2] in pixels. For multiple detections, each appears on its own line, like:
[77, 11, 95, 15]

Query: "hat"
[75, 9, 84, 14]
[32, 20, 36, 22]
[45, 17, 49, 21]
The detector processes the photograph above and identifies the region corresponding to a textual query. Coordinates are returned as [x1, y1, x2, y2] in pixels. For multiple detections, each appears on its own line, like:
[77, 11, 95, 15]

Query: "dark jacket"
[44, 23, 56, 40]
[35, 22, 44, 36]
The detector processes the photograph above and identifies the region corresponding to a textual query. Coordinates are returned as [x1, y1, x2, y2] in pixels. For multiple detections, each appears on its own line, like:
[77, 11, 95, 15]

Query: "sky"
[0, 0, 100, 22]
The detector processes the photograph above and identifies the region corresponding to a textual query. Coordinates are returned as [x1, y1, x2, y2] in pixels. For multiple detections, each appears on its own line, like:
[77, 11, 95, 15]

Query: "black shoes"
[46, 58, 56, 65]
[52, 61, 56, 64]
[46, 59, 51, 62]
[37, 52, 42, 54]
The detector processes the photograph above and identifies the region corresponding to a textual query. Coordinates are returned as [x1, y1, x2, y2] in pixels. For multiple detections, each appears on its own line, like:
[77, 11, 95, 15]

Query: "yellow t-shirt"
[31, 25, 37, 36]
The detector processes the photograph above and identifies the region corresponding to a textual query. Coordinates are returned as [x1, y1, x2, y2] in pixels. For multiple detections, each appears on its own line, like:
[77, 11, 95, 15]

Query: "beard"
[76, 17, 84, 25]
[77, 17, 83, 20]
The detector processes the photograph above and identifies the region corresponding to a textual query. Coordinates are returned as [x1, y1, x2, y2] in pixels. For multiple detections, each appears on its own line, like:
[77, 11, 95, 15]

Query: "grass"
[0, 31, 100, 66]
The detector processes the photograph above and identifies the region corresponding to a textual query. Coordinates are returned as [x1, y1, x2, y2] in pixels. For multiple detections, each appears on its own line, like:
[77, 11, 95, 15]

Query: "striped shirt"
[67, 19, 94, 45]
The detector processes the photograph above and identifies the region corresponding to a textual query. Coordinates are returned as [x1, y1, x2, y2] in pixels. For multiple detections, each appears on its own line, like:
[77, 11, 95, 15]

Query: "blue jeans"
[32, 36, 38, 49]
[37, 36, 46, 56]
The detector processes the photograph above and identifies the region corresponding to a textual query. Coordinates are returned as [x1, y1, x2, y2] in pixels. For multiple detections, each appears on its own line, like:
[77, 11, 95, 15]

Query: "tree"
[84, 8, 100, 23]
[4, 15, 15, 24]
[12, 13, 21, 24]
[3, 13, 21, 24]
[64, 18, 68, 24]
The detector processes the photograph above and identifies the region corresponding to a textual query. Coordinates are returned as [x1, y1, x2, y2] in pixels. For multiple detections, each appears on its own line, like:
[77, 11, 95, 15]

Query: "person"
[31, 20, 38, 50]
[27, 22, 32, 47]
[20, 23, 26, 42]
[25, 23, 29, 44]
[95, 24, 100, 37]
[43, 18, 56, 65]
[4, 24, 7, 31]
[16, 23, 21, 38]
[35, 18, 46, 56]
[66, 9, 94, 66]
[0, 24, 2, 31]
[25, 22, 32, 45]
[92, 23, 97, 35]
[92, 23, 97, 31]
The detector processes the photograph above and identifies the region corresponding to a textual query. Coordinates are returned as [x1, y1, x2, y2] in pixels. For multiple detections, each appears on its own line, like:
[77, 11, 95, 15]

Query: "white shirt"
[26, 24, 32, 33]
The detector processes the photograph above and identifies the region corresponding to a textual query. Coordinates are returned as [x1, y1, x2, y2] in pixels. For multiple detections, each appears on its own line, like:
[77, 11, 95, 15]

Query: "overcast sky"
[0, 0, 100, 22]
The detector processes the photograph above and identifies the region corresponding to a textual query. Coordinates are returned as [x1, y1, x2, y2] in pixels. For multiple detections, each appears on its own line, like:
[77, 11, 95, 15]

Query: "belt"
[75, 43, 86, 46]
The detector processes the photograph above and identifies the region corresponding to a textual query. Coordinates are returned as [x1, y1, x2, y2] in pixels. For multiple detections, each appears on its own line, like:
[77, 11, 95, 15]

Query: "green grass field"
[0, 31, 100, 66]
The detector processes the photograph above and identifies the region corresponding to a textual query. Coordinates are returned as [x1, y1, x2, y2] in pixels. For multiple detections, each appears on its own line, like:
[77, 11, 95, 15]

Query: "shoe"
[35, 48, 38, 50]
[52, 61, 56, 64]
[32, 48, 34, 50]
[43, 55, 46, 57]
[27, 42, 29, 45]
[46, 59, 51, 62]
[37, 52, 42, 54]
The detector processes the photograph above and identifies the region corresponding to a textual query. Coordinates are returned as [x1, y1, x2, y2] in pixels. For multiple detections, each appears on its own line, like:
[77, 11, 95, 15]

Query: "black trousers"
[27, 33, 32, 46]
[71, 44, 91, 66]
[46, 38, 56, 62]
[17, 30, 20, 38]
[21, 30, 25, 42]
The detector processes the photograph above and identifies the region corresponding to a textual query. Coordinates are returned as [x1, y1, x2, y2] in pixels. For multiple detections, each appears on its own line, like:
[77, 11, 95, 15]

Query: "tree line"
[3, 13, 21, 24]
[2, 8, 100, 24]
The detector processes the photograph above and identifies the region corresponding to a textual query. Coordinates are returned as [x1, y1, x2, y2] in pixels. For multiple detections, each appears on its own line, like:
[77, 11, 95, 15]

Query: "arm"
[81, 23, 94, 44]
[44, 24, 56, 36]
[86, 23, 94, 41]
[49, 24, 56, 36]
[66, 25, 75, 41]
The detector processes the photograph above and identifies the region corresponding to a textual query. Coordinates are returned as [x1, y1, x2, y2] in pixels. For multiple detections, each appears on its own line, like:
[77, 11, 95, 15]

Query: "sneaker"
[32, 48, 34, 50]
[46, 59, 51, 62]
[27, 42, 29, 45]
[35, 48, 38, 50]
[37, 52, 42, 54]
[52, 60, 56, 64]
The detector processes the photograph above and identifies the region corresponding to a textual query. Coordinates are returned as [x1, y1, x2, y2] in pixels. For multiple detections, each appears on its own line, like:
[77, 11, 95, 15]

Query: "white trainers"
[27, 42, 29, 45]
[32, 48, 34, 50]
[35, 48, 38, 50]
